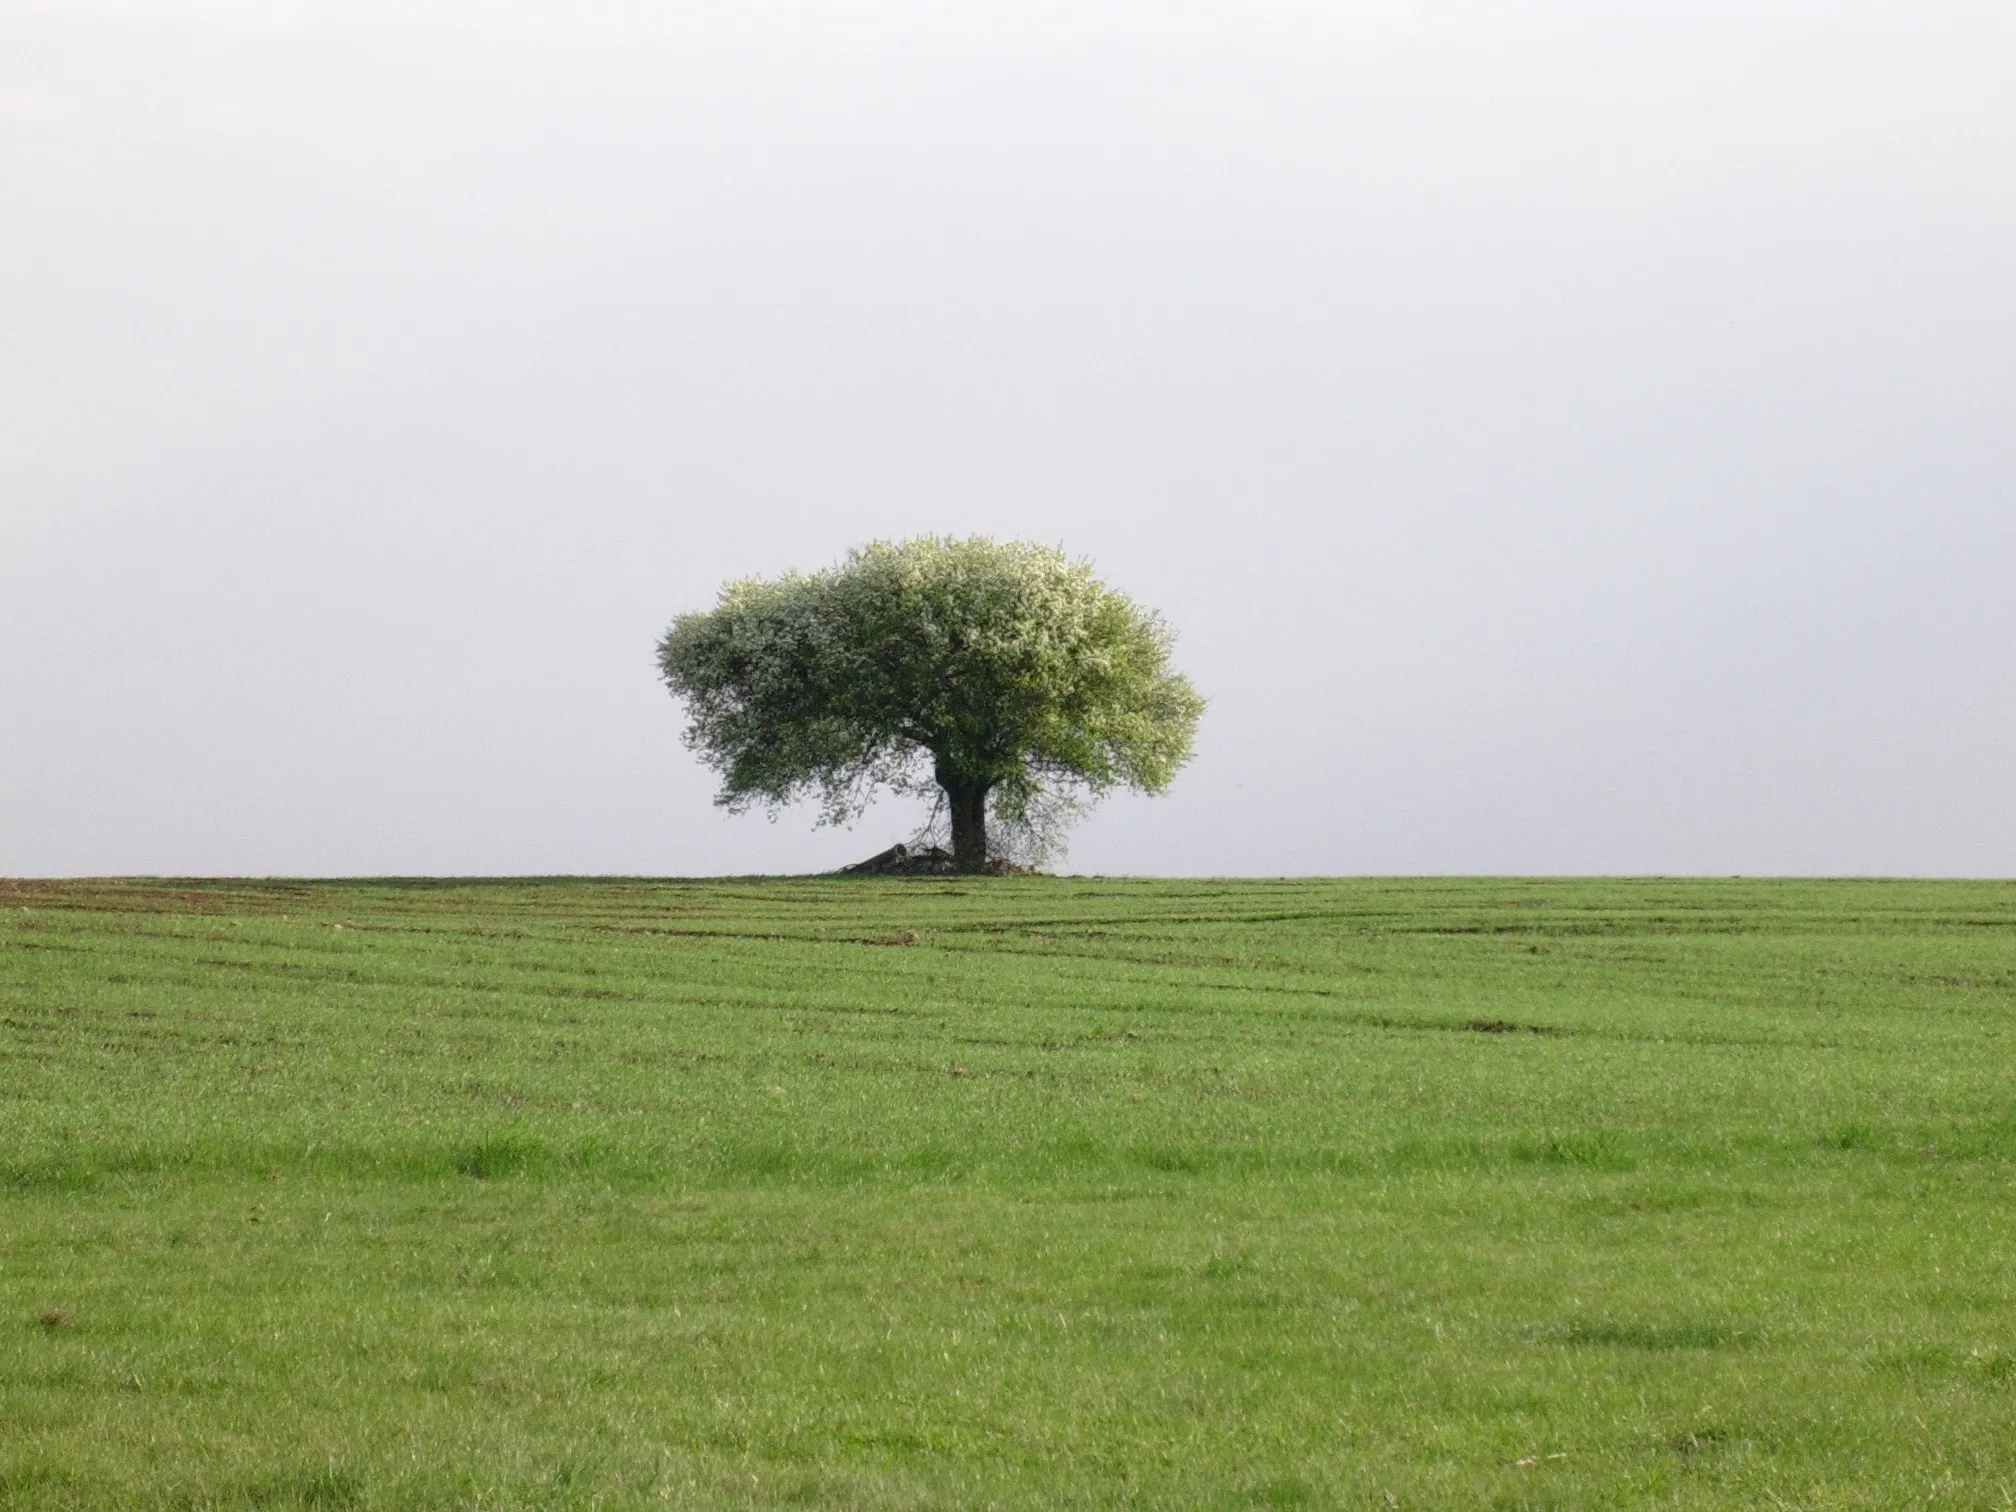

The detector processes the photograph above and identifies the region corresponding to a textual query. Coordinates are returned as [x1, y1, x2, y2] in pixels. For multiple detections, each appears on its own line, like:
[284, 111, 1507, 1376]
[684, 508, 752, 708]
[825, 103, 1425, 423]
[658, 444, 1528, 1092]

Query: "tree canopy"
[657, 537, 1204, 871]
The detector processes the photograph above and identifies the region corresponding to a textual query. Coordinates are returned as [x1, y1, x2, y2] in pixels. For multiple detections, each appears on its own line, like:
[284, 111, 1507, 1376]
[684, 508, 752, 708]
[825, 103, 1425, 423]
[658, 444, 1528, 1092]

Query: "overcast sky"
[4, 1, 2012, 877]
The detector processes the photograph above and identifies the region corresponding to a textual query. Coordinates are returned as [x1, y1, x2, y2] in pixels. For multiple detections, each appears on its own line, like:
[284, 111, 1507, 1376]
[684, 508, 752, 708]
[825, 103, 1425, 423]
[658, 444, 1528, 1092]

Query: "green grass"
[3, 875, 2014, 1509]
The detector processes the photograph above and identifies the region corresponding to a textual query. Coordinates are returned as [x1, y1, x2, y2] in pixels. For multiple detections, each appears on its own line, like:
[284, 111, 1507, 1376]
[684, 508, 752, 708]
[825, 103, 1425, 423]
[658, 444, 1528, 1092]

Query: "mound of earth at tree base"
[838, 842, 1029, 876]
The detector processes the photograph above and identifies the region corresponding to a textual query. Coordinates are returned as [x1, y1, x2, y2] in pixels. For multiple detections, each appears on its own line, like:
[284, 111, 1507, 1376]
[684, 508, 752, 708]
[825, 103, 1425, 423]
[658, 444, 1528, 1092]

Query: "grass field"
[3, 875, 2014, 1509]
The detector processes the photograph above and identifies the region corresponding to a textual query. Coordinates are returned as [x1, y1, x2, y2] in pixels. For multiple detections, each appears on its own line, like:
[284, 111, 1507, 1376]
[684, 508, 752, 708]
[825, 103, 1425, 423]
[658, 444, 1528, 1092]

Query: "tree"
[657, 537, 1204, 873]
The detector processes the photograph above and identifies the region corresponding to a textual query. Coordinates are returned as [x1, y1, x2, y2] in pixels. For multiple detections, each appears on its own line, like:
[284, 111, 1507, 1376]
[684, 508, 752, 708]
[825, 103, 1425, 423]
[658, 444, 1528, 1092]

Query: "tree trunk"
[945, 779, 991, 873]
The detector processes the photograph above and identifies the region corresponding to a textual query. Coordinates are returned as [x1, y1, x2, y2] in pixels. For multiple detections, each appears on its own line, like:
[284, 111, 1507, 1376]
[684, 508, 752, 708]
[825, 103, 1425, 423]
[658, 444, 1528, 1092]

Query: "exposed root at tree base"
[838, 842, 1032, 877]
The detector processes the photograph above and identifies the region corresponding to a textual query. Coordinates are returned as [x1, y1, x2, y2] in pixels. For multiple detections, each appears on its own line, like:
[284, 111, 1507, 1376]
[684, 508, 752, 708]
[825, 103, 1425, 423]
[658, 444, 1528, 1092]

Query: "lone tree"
[657, 537, 1204, 872]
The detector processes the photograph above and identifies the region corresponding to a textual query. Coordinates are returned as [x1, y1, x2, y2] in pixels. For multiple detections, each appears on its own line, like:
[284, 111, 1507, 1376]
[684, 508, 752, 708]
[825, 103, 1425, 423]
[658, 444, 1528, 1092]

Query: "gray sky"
[4, 1, 2012, 877]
